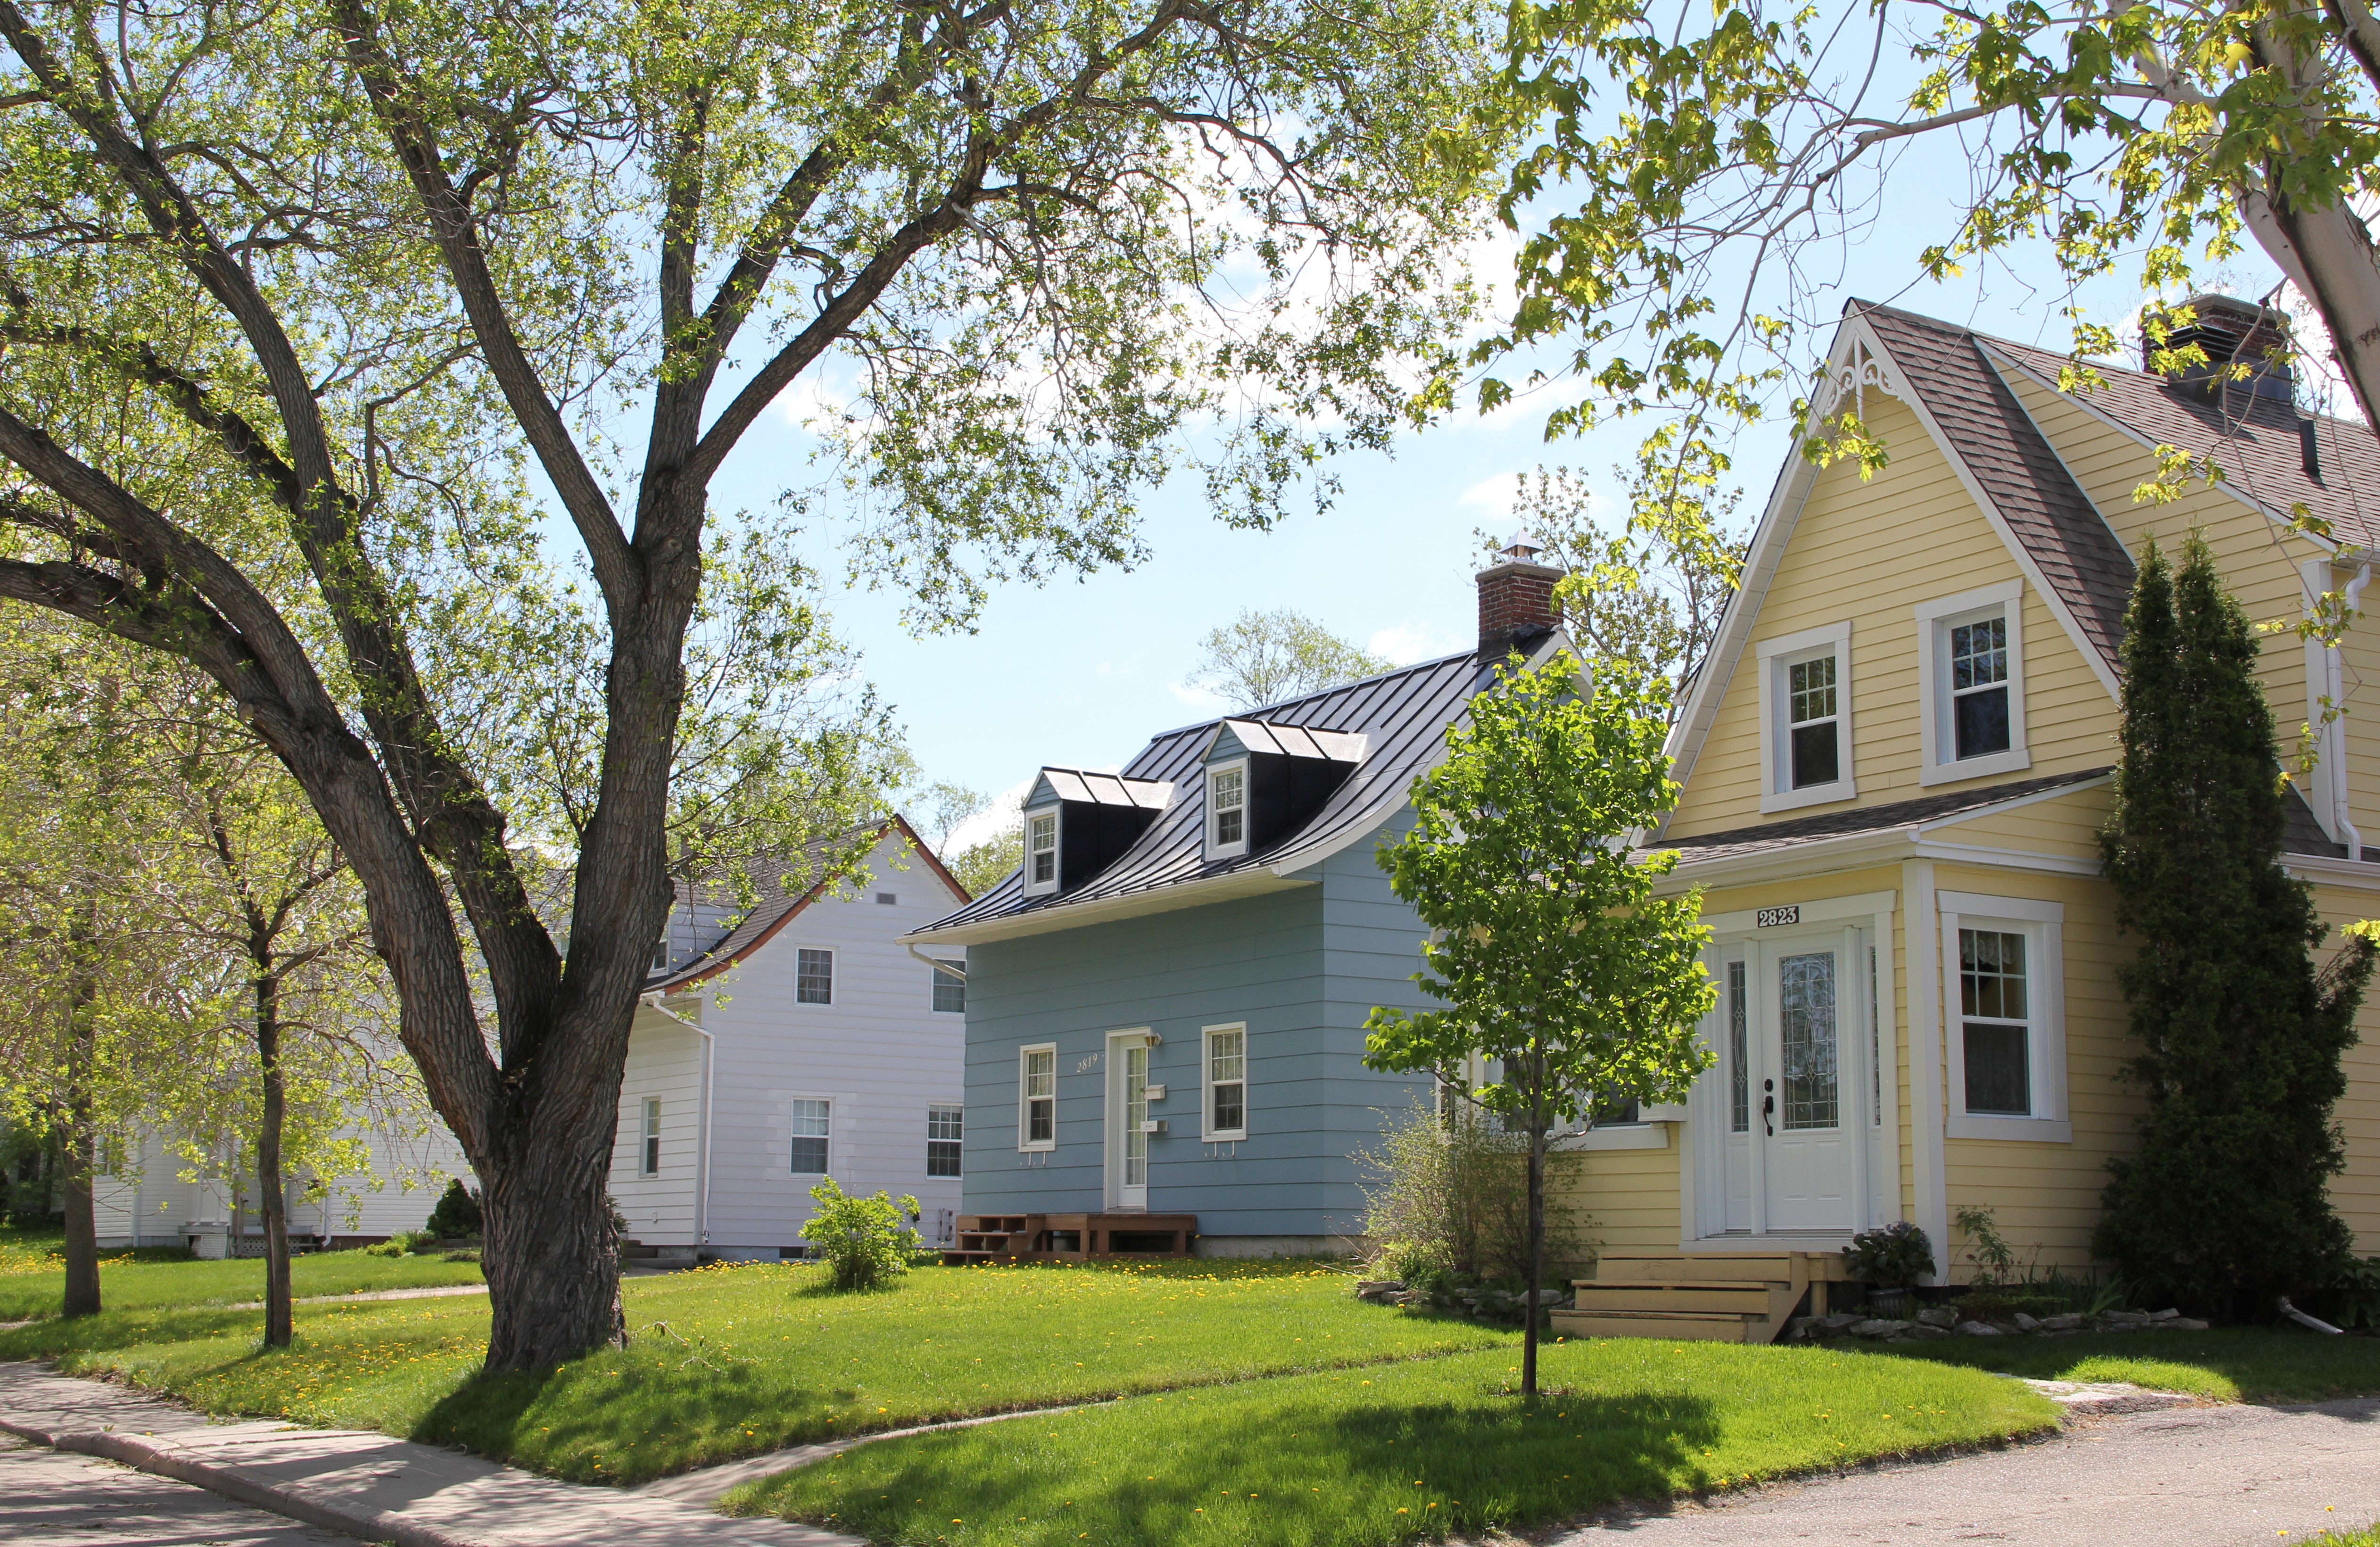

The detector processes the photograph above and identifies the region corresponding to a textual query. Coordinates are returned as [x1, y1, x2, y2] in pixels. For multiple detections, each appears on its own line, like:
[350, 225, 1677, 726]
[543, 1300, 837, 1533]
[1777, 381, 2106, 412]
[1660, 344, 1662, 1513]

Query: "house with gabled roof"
[609, 816, 974, 1261]
[904, 557, 1640, 1257]
[1550, 295, 2380, 1340]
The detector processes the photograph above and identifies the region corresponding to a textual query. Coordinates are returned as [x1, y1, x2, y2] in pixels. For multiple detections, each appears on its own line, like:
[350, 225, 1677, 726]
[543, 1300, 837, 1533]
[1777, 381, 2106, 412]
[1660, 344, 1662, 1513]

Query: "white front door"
[1107, 1034, 1149, 1210]
[1708, 930, 1866, 1236]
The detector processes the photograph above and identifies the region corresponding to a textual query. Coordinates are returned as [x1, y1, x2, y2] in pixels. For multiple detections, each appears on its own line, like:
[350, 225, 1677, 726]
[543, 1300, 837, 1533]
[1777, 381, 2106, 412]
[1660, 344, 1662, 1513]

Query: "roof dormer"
[1021, 767, 1172, 898]
[1200, 720, 1366, 863]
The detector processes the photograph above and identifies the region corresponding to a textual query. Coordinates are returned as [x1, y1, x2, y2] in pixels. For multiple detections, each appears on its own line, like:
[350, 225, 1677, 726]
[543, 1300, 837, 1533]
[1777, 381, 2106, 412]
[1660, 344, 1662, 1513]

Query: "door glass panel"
[1727, 960, 1749, 1134]
[1777, 951, 1838, 1131]
[1124, 1046, 1149, 1187]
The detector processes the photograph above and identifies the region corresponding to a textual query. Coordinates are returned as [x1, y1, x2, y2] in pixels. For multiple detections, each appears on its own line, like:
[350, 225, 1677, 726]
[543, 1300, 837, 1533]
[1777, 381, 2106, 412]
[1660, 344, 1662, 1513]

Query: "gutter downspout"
[640, 992, 714, 1248]
[905, 942, 964, 980]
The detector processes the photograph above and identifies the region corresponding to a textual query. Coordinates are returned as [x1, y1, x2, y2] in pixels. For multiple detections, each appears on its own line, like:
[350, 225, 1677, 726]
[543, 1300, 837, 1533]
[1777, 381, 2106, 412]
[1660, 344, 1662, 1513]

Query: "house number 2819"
[1755, 905, 1800, 928]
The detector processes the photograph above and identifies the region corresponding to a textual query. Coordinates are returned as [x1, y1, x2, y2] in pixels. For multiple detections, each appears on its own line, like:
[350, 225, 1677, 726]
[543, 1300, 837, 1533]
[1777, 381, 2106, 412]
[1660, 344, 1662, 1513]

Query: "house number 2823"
[1755, 905, 1800, 928]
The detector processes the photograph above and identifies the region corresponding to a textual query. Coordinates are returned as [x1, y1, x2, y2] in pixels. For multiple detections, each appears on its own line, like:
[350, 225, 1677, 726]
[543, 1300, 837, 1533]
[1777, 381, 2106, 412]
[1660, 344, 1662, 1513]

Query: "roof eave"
[902, 867, 1317, 945]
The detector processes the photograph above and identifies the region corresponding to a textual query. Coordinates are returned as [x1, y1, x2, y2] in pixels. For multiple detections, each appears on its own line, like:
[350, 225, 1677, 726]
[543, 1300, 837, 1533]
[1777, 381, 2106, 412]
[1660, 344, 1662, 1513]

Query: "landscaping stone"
[2155, 1316, 2212, 1331]
[1905, 1323, 1952, 1340]
[1850, 1318, 1911, 1338]
[1915, 1307, 1957, 1329]
[2012, 1312, 2041, 1332]
[1817, 1312, 1865, 1332]
[2041, 1312, 2085, 1331]
[1353, 1281, 1405, 1302]
[2149, 1307, 2180, 1322]
[1955, 1320, 2002, 1336]
[2104, 1309, 2152, 1327]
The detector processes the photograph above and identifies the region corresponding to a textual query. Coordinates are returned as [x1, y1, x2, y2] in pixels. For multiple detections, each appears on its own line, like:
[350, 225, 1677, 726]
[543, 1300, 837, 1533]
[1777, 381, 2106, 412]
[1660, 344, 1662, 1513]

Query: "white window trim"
[1017, 1042, 1058, 1152]
[1554, 1124, 1669, 1152]
[787, 1095, 834, 1175]
[1939, 891, 2071, 1142]
[795, 945, 835, 1006]
[1205, 760, 1251, 861]
[1200, 1021, 1249, 1141]
[639, 1097, 661, 1177]
[1023, 807, 1061, 897]
[1755, 619, 1857, 814]
[1916, 580, 2031, 786]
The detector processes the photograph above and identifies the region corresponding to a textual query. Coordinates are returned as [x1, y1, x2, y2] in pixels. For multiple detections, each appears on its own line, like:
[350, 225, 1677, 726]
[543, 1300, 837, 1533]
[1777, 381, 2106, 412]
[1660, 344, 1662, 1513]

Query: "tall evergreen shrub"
[2096, 535, 2377, 1320]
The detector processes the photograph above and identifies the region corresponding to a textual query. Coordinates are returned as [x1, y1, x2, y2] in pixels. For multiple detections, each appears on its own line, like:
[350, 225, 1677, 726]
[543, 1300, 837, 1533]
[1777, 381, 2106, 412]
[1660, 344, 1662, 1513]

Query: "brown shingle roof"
[1661, 769, 2112, 866]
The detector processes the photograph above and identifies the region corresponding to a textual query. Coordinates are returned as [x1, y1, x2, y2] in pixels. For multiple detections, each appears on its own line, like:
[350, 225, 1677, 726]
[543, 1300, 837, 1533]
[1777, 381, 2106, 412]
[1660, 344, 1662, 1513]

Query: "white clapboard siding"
[610, 828, 969, 1254]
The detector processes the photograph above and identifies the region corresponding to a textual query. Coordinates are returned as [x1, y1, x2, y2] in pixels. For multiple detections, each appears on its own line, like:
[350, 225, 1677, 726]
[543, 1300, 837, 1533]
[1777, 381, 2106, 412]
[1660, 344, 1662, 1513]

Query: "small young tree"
[1187, 610, 1395, 712]
[1364, 650, 1715, 1393]
[2097, 535, 2379, 1321]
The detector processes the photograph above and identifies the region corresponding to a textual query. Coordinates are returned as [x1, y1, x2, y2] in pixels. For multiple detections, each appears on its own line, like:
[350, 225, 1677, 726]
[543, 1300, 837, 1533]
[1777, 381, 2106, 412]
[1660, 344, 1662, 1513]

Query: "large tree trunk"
[480, 1105, 625, 1370]
[255, 968, 291, 1349]
[1522, 1122, 1546, 1396]
[58, 907, 101, 1320]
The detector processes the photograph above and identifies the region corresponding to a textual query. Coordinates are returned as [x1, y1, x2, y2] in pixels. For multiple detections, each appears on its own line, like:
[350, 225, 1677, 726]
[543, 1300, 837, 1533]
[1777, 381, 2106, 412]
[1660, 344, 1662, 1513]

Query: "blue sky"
[698, 130, 2288, 851]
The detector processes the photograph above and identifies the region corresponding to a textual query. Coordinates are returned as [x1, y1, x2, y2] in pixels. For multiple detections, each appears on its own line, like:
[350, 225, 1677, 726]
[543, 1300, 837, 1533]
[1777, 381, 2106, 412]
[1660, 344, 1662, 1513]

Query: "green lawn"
[2313, 1524, 2380, 1547]
[725, 1338, 2058, 1547]
[1880, 1327, 2380, 1404]
[0, 1260, 1519, 1483]
[0, 1230, 484, 1320]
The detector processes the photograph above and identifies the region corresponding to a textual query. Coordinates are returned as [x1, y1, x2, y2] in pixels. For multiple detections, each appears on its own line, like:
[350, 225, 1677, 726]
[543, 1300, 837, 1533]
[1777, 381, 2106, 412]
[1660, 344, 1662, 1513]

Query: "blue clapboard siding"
[960, 821, 1436, 1241]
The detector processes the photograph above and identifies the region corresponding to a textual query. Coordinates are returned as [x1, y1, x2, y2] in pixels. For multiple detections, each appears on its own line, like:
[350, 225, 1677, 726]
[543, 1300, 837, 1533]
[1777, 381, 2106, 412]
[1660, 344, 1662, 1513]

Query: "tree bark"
[255, 965, 291, 1349]
[58, 905, 100, 1319]
[1523, 1119, 1546, 1397]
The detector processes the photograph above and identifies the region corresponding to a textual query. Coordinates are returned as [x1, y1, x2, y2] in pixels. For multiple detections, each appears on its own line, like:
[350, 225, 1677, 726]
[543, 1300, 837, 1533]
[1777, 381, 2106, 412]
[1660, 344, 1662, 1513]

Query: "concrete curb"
[0, 1412, 477, 1547]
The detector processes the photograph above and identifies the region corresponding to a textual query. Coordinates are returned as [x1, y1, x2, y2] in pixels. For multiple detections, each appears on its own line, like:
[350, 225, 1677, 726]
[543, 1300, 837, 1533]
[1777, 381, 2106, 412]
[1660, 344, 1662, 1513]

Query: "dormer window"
[1025, 809, 1059, 896]
[1208, 761, 1248, 860]
[1916, 580, 2030, 785]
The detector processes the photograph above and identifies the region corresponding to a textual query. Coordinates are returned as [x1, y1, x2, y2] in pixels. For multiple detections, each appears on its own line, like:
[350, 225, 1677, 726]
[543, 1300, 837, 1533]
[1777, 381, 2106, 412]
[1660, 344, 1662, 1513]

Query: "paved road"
[0, 1436, 358, 1546]
[1556, 1398, 2380, 1545]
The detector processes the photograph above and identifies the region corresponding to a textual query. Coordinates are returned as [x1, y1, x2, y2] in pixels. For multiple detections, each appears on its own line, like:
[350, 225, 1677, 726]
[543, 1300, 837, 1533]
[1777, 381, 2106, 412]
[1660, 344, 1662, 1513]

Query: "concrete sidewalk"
[1560, 1396, 2380, 1545]
[0, 1362, 856, 1547]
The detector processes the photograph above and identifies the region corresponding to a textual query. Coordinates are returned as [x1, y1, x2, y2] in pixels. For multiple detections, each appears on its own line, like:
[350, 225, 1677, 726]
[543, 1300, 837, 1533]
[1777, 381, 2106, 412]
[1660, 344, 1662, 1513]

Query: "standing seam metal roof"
[921, 645, 1532, 933]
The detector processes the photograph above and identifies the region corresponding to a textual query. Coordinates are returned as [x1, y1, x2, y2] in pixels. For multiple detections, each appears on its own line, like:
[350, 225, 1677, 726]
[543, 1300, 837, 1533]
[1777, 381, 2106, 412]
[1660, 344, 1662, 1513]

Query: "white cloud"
[943, 779, 1029, 852]
[1168, 679, 1227, 711]
[1370, 620, 1463, 665]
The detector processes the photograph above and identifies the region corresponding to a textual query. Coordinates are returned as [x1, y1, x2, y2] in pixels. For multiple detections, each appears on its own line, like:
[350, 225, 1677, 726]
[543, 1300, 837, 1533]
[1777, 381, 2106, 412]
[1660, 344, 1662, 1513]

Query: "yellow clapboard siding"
[1666, 391, 2121, 840]
[1547, 1142, 1679, 1250]
[2309, 884, 2380, 1256]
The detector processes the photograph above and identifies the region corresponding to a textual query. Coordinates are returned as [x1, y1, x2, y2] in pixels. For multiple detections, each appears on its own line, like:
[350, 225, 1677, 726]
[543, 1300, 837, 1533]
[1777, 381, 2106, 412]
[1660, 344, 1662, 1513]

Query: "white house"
[91, 1115, 467, 1253]
[612, 816, 972, 1258]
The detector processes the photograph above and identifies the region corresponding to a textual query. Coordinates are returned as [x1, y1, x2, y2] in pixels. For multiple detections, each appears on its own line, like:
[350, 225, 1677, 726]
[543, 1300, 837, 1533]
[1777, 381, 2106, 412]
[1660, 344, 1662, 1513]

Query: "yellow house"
[1553, 297, 2380, 1338]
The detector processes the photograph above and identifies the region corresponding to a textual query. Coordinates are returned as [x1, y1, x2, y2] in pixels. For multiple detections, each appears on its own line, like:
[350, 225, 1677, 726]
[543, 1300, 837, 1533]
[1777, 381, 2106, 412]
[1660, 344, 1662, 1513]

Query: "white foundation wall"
[610, 833, 968, 1254]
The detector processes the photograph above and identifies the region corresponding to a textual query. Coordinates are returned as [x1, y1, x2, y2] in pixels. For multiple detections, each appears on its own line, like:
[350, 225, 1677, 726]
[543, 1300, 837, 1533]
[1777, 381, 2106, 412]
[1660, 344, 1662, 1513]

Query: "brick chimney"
[1476, 537, 1564, 662]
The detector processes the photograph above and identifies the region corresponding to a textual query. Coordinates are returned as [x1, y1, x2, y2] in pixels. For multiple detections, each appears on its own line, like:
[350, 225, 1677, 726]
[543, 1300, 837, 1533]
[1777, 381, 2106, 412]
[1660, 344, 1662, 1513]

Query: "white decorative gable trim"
[1808, 327, 1908, 422]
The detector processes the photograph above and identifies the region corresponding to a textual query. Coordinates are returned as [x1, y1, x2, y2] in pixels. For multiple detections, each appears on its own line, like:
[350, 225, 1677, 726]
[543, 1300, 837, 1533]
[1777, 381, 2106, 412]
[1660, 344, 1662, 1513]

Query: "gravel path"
[1551, 1397, 2380, 1545]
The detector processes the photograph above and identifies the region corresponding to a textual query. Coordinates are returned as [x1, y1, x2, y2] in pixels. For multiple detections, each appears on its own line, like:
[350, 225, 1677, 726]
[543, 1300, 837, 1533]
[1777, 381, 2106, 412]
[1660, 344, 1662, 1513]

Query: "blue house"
[904, 552, 1573, 1256]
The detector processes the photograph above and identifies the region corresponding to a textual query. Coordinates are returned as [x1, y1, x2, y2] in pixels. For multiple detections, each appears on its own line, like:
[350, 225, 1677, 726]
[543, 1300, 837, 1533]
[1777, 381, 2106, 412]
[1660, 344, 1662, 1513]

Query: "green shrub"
[1843, 1222, 1934, 1289]
[2332, 1256, 2380, 1329]
[1356, 1101, 1594, 1291]
[1954, 1205, 2023, 1287]
[797, 1178, 920, 1291]
[423, 1179, 482, 1240]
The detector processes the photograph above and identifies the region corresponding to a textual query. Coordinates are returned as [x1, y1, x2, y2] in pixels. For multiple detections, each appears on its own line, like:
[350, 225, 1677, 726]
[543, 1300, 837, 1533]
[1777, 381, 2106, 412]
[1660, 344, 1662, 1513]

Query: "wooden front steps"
[1551, 1251, 1850, 1345]
[943, 1213, 1196, 1265]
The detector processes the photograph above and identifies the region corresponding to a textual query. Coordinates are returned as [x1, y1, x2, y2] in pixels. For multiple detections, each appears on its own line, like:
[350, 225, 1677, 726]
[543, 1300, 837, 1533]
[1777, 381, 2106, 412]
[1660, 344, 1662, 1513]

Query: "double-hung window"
[926, 1106, 963, 1177]
[1203, 1024, 1248, 1139]
[930, 960, 965, 1013]
[639, 1098, 661, 1176]
[1756, 621, 1856, 812]
[1018, 1045, 1057, 1150]
[1025, 809, 1059, 895]
[1917, 581, 2030, 783]
[796, 948, 834, 1005]
[1207, 762, 1249, 860]
[789, 1099, 832, 1174]
[1940, 892, 2068, 1142]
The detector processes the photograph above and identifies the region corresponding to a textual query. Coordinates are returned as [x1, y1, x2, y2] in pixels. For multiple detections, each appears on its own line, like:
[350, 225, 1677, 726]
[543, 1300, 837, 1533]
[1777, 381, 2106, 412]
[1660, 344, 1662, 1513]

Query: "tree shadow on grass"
[410, 1336, 864, 1485]
[1877, 1327, 2380, 1404]
[744, 1388, 1722, 1547]
[0, 1305, 259, 1361]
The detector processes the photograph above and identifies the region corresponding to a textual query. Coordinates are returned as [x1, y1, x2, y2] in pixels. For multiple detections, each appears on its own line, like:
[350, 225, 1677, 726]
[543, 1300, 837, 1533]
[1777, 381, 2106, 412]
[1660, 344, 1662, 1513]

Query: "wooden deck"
[943, 1212, 1197, 1264]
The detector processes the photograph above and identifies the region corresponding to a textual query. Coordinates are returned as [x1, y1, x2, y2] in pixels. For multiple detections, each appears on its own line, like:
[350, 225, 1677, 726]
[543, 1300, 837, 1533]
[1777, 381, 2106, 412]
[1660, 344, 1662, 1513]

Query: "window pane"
[1954, 684, 2011, 759]
[1964, 1022, 2032, 1115]
[1790, 720, 1839, 788]
[1777, 951, 1839, 1130]
[1959, 930, 2027, 1020]
[790, 1100, 830, 1173]
[926, 1140, 963, 1177]
[932, 963, 965, 1013]
[1212, 767, 1245, 847]
[1727, 960, 1749, 1134]
[1788, 655, 1836, 723]
[927, 1105, 964, 1141]
[1592, 1094, 1639, 1125]
[1029, 812, 1057, 884]
[1951, 616, 2008, 689]
[1025, 1050, 1055, 1098]
[1028, 1098, 1055, 1144]
[1212, 1081, 1244, 1132]
[1209, 1029, 1245, 1083]
[926, 1109, 963, 1177]
[796, 948, 834, 1005]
